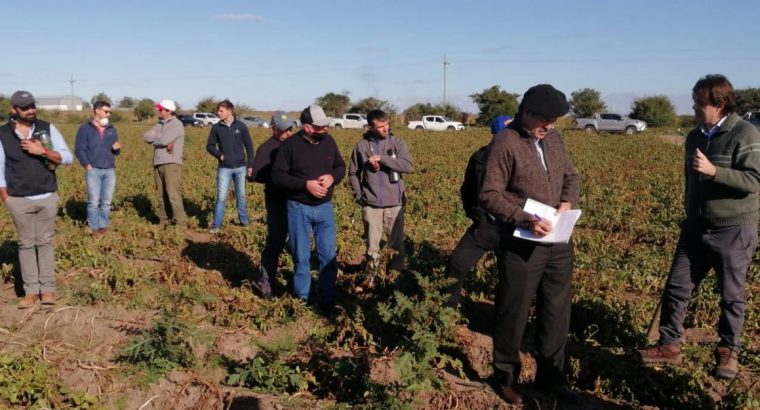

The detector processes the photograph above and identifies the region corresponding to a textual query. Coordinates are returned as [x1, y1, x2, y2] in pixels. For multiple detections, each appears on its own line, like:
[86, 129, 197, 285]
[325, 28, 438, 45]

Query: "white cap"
[155, 99, 177, 112]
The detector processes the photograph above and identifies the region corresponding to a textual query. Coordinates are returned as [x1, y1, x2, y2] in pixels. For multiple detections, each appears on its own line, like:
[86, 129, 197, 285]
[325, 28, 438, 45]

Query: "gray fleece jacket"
[348, 132, 413, 207]
[143, 117, 185, 165]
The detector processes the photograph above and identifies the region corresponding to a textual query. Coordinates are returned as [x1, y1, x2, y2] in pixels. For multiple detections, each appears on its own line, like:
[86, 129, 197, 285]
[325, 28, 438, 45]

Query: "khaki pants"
[153, 163, 187, 225]
[5, 193, 59, 295]
[362, 205, 405, 271]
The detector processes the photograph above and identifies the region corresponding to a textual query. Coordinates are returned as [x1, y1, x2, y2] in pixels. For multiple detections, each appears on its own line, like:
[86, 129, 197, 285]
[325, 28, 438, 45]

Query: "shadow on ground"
[181, 239, 256, 287]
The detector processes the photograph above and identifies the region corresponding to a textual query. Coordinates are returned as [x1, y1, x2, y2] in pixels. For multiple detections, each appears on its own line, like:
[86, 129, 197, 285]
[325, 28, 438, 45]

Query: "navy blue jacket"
[206, 119, 254, 168]
[74, 121, 120, 169]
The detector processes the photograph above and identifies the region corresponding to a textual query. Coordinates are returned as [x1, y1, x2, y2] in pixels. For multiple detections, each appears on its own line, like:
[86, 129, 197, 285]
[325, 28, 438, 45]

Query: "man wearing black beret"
[480, 84, 581, 405]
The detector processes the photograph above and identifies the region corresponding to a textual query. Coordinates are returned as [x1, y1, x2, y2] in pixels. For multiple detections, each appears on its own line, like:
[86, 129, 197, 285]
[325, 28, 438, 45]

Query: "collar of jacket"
[714, 112, 741, 135]
[362, 131, 392, 142]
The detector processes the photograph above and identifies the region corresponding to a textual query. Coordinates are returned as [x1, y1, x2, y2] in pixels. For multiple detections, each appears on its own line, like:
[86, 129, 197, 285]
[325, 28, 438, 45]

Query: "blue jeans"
[86, 168, 116, 230]
[287, 200, 338, 304]
[212, 166, 249, 228]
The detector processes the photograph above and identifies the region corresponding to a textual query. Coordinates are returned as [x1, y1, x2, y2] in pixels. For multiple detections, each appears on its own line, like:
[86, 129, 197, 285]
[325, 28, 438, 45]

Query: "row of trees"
[5, 86, 760, 127]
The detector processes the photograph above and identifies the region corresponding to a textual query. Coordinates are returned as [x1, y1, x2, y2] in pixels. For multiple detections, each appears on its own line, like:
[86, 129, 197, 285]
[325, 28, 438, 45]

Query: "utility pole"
[443, 55, 450, 108]
[68, 75, 76, 111]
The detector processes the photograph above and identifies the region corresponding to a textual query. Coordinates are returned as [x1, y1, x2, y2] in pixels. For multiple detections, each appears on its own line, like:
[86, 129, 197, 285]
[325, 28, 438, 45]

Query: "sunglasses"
[17, 104, 36, 111]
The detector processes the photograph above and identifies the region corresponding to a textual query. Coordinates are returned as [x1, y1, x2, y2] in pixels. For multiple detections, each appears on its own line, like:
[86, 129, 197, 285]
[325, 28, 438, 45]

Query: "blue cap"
[491, 115, 512, 135]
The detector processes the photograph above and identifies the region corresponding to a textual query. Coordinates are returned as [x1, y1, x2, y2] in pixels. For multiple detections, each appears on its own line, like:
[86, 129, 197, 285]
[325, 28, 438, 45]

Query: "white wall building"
[37, 96, 84, 111]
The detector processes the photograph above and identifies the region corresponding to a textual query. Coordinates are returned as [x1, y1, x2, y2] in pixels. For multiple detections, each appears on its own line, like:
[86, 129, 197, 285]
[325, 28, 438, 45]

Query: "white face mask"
[97, 117, 109, 127]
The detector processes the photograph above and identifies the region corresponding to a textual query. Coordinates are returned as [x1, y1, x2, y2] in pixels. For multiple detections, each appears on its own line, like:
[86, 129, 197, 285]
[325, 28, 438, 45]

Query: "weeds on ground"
[376, 271, 463, 392]
[117, 310, 197, 382]
[0, 350, 98, 409]
[224, 338, 315, 394]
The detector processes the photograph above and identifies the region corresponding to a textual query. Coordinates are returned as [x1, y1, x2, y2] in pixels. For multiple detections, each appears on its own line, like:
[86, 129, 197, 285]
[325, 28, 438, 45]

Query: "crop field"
[1, 121, 759, 409]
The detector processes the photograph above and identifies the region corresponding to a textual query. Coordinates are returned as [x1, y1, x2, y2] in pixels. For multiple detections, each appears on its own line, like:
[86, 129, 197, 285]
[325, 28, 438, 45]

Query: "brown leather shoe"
[497, 385, 523, 405]
[714, 346, 739, 379]
[41, 292, 57, 305]
[637, 343, 682, 364]
[18, 294, 39, 309]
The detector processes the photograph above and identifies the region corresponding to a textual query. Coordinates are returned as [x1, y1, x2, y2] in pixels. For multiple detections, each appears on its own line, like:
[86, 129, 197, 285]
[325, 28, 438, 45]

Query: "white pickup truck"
[575, 113, 646, 134]
[329, 113, 368, 129]
[407, 115, 465, 131]
[192, 112, 220, 127]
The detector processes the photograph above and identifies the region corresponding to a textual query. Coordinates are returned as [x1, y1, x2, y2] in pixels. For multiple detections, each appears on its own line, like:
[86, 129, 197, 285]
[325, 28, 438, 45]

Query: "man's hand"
[112, 141, 122, 151]
[86, 164, 93, 172]
[318, 174, 334, 188]
[167, 143, 174, 154]
[530, 217, 553, 237]
[247, 167, 253, 177]
[0, 188, 8, 203]
[693, 148, 716, 177]
[20, 139, 45, 156]
[556, 202, 572, 215]
[368, 154, 381, 171]
[306, 180, 328, 198]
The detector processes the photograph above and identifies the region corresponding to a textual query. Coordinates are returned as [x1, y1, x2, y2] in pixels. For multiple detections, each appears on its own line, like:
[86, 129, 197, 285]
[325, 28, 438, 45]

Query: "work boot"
[714, 346, 739, 379]
[637, 343, 682, 364]
[18, 294, 39, 309]
[496, 385, 523, 405]
[41, 292, 57, 305]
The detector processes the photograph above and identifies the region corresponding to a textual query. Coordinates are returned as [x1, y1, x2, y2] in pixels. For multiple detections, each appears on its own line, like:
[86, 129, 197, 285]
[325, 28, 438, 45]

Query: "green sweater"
[684, 113, 760, 227]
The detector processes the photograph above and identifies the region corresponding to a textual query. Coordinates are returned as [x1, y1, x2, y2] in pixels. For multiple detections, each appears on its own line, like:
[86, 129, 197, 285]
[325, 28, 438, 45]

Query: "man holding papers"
[480, 84, 580, 405]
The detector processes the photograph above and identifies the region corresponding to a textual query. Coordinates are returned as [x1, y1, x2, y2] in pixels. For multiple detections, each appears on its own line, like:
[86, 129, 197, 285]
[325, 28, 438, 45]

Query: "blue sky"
[3, 0, 759, 115]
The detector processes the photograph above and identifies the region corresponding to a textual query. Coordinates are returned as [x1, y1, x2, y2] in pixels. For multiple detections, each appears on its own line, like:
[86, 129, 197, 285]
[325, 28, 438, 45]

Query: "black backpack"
[460, 145, 489, 221]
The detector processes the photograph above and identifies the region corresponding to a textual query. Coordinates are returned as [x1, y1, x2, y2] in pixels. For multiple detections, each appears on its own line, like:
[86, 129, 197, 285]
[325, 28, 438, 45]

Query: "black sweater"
[271, 131, 346, 205]
[205, 119, 254, 168]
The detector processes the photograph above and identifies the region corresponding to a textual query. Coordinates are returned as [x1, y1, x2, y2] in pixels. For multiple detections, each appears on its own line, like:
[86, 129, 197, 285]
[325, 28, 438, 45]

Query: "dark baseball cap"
[271, 111, 298, 130]
[300, 104, 330, 127]
[491, 115, 512, 135]
[10, 90, 37, 108]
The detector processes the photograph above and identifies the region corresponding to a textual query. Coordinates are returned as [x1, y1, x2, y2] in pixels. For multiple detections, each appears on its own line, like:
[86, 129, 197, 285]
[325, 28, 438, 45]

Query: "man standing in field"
[637, 74, 760, 380]
[480, 85, 580, 405]
[75, 100, 121, 237]
[206, 99, 254, 233]
[271, 104, 345, 312]
[0, 90, 73, 308]
[446, 115, 511, 307]
[348, 109, 413, 287]
[250, 111, 298, 298]
[143, 99, 187, 227]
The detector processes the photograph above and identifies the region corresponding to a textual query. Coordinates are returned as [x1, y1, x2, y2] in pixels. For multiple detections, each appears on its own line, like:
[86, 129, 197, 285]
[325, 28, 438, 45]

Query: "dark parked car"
[178, 114, 204, 127]
[742, 111, 760, 130]
[240, 116, 270, 128]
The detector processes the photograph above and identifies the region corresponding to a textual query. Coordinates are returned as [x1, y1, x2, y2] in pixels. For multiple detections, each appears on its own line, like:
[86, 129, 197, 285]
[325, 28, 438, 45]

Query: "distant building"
[37, 96, 85, 111]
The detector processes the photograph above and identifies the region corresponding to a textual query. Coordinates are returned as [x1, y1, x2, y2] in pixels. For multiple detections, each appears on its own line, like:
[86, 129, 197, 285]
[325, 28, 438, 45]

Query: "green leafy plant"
[225, 341, 315, 394]
[117, 311, 196, 380]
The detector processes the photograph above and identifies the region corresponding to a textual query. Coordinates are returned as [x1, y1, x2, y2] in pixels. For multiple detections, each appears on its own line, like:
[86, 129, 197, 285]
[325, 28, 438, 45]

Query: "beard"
[17, 112, 36, 124]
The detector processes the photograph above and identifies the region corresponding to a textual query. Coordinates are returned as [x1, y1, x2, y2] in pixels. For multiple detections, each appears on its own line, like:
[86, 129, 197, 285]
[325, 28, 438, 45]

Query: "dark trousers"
[445, 218, 500, 306]
[659, 222, 757, 351]
[493, 237, 573, 388]
[258, 198, 288, 296]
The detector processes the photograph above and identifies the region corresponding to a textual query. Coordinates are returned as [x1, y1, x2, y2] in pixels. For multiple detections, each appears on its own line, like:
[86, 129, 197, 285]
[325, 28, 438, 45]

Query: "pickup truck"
[192, 112, 220, 127]
[407, 115, 465, 131]
[177, 114, 204, 127]
[329, 113, 368, 129]
[575, 113, 646, 134]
